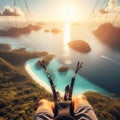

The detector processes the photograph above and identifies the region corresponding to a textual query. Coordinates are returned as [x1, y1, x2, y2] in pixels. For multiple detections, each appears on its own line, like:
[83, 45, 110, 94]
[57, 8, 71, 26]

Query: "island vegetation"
[0, 44, 120, 120]
[93, 23, 120, 51]
[68, 40, 91, 53]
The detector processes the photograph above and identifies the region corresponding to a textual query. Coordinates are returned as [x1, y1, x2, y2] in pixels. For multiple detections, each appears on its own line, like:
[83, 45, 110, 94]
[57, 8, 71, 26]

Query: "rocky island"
[93, 23, 120, 50]
[58, 66, 69, 72]
[51, 28, 60, 34]
[68, 40, 91, 53]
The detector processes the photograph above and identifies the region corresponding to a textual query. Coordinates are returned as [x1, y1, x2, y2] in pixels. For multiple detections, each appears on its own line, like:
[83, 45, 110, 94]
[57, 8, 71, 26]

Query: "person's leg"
[72, 94, 92, 111]
[34, 95, 98, 120]
[34, 99, 54, 120]
[72, 94, 98, 120]
[36, 99, 54, 114]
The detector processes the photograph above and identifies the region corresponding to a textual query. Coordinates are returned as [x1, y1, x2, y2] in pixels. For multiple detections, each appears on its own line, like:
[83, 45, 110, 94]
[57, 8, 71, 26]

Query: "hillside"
[0, 48, 48, 66]
[0, 57, 52, 120]
[84, 92, 120, 120]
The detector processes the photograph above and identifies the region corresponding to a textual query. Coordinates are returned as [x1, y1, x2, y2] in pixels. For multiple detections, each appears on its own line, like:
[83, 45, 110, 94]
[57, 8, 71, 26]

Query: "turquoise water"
[26, 58, 111, 96]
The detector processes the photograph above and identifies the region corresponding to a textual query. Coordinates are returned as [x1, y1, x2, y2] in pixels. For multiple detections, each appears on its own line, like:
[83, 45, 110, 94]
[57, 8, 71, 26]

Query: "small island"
[68, 40, 91, 53]
[93, 23, 120, 50]
[44, 29, 50, 32]
[51, 28, 60, 34]
[58, 66, 69, 72]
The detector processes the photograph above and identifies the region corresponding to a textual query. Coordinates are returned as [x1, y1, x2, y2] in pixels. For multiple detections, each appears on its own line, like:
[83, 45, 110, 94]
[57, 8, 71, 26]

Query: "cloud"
[108, 0, 117, 10]
[97, 0, 119, 15]
[0, 6, 23, 16]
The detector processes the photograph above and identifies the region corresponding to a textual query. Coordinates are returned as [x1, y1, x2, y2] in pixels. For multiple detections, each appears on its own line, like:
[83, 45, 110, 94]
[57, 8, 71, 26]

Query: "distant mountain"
[93, 23, 120, 50]
[68, 40, 91, 53]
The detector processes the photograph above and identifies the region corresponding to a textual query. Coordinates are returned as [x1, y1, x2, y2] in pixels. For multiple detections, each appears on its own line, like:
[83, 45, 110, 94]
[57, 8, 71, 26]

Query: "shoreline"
[25, 58, 111, 97]
[25, 62, 52, 94]
[25, 61, 64, 97]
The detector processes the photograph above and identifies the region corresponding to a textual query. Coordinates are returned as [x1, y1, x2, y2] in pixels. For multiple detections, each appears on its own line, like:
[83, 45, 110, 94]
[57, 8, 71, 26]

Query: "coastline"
[25, 62, 52, 94]
[25, 58, 111, 97]
[25, 60, 64, 97]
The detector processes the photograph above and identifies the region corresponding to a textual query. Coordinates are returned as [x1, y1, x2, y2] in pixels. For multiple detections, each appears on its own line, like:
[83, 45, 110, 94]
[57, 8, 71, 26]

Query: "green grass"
[0, 57, 52, 120]
[0, 48, 48, 66]
[84, 92, 120, 120]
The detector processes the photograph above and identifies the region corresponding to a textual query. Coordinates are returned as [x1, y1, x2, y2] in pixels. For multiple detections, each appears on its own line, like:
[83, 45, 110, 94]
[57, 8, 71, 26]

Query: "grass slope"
[0, 49, 48, 66]
[0, 57, 52, 120]
[84, 92, 120, 120]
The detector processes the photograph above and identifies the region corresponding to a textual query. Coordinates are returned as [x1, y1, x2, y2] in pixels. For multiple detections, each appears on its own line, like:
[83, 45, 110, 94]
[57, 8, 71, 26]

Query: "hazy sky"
[0, 0, 120, 22]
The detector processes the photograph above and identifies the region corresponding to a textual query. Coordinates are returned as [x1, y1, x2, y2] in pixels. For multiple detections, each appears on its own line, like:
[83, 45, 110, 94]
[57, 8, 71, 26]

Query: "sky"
[0, 0, 120, 22]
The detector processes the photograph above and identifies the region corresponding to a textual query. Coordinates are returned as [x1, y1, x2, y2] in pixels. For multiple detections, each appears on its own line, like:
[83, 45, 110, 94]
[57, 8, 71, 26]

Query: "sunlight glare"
[61, 4, 77, 21]
[64, 22, 70, 44]
[63, 22, 71, 65]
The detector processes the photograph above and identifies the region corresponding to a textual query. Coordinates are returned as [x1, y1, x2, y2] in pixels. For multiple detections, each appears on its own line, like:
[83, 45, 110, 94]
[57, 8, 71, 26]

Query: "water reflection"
[63, 22, 72, 65]
[64, 22, 71, 44]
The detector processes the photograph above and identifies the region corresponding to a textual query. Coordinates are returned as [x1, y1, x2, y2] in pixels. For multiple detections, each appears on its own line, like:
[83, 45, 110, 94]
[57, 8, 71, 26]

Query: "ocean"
[0, 22, 120, 96]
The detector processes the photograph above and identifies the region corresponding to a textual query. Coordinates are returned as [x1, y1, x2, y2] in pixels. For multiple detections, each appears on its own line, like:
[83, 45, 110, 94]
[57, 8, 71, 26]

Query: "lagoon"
[25, 57, 111, 96]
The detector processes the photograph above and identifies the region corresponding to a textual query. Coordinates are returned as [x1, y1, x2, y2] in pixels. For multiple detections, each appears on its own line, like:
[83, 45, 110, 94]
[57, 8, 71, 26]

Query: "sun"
[61, 4, 78, 21]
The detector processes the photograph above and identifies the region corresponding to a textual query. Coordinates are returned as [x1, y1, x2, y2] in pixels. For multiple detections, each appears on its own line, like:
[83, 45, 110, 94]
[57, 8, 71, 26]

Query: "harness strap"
[54, 101, 76, 120]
